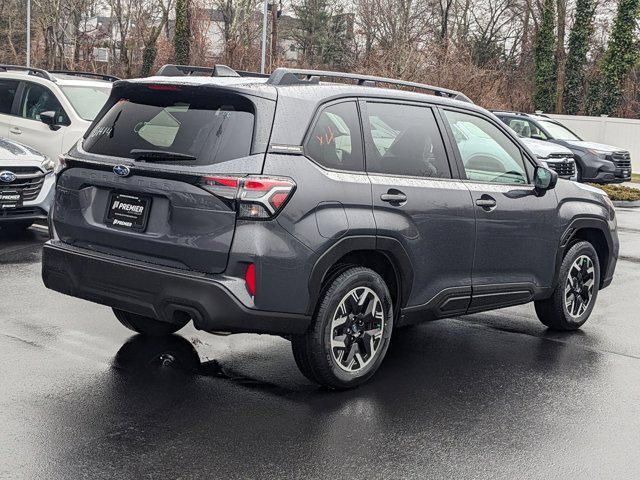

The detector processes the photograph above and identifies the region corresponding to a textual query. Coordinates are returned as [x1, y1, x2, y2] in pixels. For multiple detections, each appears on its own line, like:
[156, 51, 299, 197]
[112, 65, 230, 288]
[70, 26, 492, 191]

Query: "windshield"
[538, 120, 581, 141]
[83, 86, 255, 166]
[60, 85, 111, 121]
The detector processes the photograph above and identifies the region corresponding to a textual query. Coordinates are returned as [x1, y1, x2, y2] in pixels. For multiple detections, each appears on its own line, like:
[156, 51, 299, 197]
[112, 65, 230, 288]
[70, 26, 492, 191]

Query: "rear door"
[363, 100, 476, 316]
[441, 108, 560, 311]
[53, 82, 275, 274]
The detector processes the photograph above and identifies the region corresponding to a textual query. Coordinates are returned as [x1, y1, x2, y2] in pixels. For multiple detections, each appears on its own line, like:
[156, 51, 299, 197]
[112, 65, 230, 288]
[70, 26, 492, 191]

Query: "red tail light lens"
[201, 176, 240, 199]
[200, 175, 295, 219]
[245, 263, 256, 296]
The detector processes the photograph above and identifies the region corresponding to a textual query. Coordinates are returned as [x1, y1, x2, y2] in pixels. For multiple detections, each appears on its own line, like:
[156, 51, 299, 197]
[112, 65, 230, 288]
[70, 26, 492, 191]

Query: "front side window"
[365, 102, 451, 178]
[20, 83, 69, 125]
[0, 80, 19, 114]
[305, 101, 363, 171]
[504, 118, 547, 140]
[84, 86, 255, 166]
[60, 85, 111, 121]
[537, 120, 581, 141]
[444, 110, 529, 185]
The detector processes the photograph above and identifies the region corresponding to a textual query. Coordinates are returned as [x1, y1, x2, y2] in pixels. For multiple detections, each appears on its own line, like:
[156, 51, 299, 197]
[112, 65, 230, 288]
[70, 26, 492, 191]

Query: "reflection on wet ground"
[1, 222, 640, 479]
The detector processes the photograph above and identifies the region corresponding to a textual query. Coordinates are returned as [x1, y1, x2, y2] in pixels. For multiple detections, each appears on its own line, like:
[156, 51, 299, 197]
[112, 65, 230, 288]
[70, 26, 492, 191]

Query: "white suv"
[0, 66, 115, 162]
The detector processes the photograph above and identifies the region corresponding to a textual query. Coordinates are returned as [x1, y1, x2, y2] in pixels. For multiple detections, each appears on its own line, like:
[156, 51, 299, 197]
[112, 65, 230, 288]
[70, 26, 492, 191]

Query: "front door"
[7, 81, 68, 160]
[441, 108, 560, 312]
[0, 79, 20, 138]
[362, 100, 476, 319]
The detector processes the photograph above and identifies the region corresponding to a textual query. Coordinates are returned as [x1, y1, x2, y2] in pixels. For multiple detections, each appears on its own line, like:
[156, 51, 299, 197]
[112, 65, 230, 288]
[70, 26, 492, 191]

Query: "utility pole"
[26, 0, 31, 66]
[270, 2, 279, 70]
[260, 0, 268, 73]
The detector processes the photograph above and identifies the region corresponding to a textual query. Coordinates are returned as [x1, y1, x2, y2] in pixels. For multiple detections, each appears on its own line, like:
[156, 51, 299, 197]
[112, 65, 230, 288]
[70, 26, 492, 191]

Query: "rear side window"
[0, 80, 19, 114]
[364, 102, 451, 178]
[84, 86, 255, 166]
[305, 101, 364, 171]
[503, 117, 547, 140]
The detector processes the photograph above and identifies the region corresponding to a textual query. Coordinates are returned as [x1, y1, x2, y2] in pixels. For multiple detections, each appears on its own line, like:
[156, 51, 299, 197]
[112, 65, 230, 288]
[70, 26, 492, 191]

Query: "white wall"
[547, 114, 640, 173]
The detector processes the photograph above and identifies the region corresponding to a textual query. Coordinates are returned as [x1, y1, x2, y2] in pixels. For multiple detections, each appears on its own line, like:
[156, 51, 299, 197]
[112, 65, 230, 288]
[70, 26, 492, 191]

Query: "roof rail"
[266, 68, 473, 103]
[49, 70, 120, 82]
[0, 65, 55, 81]
[156, 64, 271, 80]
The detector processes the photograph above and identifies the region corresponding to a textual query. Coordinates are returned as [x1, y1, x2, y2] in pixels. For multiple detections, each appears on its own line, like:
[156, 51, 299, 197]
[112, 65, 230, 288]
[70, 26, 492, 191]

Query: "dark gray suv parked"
[494, 111, 632, 184]
[42, 66, 619, 389]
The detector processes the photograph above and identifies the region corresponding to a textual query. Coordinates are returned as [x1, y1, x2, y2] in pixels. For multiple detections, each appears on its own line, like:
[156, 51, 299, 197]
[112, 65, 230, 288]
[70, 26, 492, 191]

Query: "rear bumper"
[42, 241, 311, 335]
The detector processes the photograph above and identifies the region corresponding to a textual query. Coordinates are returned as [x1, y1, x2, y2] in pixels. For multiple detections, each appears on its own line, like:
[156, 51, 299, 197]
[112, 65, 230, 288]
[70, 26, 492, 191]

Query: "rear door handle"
[380, 190, 407, 204]
[9, 127, 21, 135]
[475, 196, 497, 209]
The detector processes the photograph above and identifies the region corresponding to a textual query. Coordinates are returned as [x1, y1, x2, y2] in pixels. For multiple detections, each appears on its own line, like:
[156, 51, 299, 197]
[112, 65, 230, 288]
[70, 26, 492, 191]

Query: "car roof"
[0, 70, 113, 88]
[133, 74, 480, 109]
[52, 74, 114, 87]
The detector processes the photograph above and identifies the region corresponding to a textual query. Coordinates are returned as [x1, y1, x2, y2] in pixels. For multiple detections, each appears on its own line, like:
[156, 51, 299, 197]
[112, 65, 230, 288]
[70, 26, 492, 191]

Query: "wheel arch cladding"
[571, 228, 609, 285]
[307, 236, 413, 316]
[558, 218, 612, 288]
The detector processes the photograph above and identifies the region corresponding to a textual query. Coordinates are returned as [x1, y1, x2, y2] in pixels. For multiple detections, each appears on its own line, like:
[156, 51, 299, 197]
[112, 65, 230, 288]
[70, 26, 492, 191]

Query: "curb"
[613, 200, 640, 208]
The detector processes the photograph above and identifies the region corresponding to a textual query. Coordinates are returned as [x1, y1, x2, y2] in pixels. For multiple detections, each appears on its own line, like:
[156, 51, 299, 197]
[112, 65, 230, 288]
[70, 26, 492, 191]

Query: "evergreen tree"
[292, 0, 352, 68]
[533, 0, 557, 112]
[563, 0, 596, 114]
[596, 0, 640, 115]
[174, 0, 191, 65]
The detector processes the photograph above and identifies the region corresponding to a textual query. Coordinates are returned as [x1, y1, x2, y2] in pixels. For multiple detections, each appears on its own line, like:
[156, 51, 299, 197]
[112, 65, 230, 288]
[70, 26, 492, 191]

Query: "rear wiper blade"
[130, 149, 196, 162]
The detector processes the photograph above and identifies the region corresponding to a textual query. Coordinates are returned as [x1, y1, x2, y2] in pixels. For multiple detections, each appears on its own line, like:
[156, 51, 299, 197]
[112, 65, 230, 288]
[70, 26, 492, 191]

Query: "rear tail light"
[200, 175, 295, 220]
[201, 176, 239, 200]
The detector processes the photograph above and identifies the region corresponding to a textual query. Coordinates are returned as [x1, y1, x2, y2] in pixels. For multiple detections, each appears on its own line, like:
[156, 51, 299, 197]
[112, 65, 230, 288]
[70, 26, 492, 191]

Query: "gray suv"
[42, 66, 619, 389]
[494, 112, 632, 184]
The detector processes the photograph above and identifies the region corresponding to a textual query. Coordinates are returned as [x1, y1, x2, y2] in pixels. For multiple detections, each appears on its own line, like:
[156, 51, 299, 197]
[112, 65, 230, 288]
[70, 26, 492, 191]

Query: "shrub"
[589, 183, 640, 201]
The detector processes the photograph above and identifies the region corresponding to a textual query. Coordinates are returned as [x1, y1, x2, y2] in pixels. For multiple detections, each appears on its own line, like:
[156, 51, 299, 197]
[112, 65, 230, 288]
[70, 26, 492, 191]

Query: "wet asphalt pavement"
[1, 213, 640, 480]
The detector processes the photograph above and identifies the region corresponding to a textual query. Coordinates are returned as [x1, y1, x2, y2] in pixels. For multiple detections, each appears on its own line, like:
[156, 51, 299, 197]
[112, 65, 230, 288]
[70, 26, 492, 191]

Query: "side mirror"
[39, 111, 60, 131]
[534, 165, 557, 191]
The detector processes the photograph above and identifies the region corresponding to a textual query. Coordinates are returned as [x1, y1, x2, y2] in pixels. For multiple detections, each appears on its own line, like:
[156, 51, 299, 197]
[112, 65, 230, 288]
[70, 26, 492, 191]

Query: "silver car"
[0, 137, 55, 231]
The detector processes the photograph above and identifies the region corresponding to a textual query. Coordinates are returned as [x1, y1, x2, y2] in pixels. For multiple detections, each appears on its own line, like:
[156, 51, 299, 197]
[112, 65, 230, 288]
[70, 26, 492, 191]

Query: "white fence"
[547, 114, 640, 173]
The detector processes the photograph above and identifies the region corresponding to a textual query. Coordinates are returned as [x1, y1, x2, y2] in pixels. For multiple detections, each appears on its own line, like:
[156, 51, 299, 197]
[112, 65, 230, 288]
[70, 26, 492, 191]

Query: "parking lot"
[0, 209, 639, 479]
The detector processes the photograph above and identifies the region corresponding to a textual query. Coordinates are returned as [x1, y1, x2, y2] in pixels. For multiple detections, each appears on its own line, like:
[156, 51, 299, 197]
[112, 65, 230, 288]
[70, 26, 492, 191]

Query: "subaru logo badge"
[0, 170, 16, 183]
[113, 164, 131, 177]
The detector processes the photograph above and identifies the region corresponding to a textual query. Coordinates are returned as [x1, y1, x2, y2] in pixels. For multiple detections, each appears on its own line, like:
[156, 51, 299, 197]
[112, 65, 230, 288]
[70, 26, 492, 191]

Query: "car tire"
[291, 267, 393, 389]
[113, 309, 189, 336]
[534, 241, 600, 331]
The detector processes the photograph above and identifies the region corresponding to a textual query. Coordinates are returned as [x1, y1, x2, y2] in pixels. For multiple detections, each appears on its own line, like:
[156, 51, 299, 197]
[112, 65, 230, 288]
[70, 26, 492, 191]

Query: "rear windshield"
[83, 86, 255, 166]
